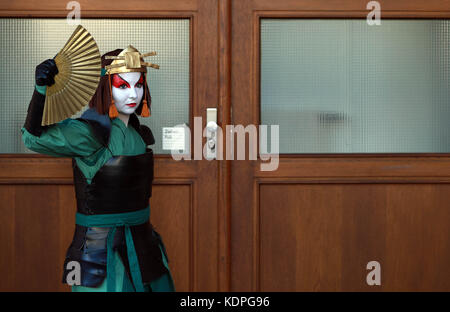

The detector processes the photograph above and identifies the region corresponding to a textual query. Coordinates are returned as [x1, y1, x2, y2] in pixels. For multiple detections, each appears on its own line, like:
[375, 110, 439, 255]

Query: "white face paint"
[111, 72, 144, 115]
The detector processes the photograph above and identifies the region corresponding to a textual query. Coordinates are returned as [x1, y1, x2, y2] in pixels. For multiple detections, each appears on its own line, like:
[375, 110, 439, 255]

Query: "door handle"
[206, 108, 218, 160]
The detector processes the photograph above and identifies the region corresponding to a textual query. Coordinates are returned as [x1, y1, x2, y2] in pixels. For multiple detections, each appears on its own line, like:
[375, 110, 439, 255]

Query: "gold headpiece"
[104, 45, 159, 74]
[104, 45, 157, 118]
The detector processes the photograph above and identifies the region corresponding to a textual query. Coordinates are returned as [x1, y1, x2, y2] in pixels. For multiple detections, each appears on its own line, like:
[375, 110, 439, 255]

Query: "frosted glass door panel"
[0, 18, 189, 154]
[260, 19, 450, 153]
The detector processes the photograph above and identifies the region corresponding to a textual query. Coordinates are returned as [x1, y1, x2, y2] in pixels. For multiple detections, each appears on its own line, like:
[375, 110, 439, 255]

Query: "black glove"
[35, 58, 58, 86]
[23, 59, 58, 137]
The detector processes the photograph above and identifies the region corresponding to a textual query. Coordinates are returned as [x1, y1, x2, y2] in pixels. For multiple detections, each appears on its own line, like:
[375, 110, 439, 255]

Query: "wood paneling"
[0, 184, 73, 291]
[150, 184, 194, 291]
[258, 183, 450, 291]
[0, 0, 228, 292]
[0, 186, 15, 291]
[252, 0, 450, 11]
[0, 181, 195, 292]
[0, 0, 198, 17]
[0, 0, 197, 11]
[0, 156, 201, 183]
[231, 0, 450, 292]
[57, 185, 77, 292]
[4, 0, 450, 292]
[14, 185, 60, 291]
[218, 0, 232, 292]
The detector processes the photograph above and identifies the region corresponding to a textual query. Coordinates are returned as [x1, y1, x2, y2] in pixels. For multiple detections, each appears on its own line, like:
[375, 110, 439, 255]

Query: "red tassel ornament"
[140, 73, 150, 117]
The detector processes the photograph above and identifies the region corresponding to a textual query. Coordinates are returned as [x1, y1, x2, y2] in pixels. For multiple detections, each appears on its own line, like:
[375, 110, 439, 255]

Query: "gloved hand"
[35, 59, 58, 86]
[24, 59, 58, 136]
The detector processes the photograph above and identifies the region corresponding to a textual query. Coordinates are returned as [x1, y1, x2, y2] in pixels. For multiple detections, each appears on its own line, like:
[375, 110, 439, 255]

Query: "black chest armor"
[62, 110, 168, 289]
[72, 150, 154, 215]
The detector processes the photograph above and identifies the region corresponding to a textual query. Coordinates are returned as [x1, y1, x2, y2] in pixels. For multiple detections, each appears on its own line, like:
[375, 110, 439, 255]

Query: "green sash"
[75, 205, 150, 292]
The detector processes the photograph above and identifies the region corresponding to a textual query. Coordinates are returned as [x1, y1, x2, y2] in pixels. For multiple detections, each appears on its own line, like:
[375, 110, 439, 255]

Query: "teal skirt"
[72, 246, 175, 292]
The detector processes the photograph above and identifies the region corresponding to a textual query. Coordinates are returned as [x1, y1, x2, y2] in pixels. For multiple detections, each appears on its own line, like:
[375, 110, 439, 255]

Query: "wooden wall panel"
[57, 185, 77, 292]
[231, 0, 450, 292]
[0, 186, 15, 291]
[259, 183, 450, 291]
[0, 185, 74, 291]
[252, 0, 450, 12]
[0, 181, 193, 292]
[384, 184, 450, 290]
[151, 184, 193, 292]
[14, 185, 61, 291]
[0, 0, 197, 17]
[0, 0, 227, 292]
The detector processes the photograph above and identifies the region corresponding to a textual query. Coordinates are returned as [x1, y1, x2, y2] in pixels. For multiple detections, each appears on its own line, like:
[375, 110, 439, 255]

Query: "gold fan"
[42, 25, 102, 126]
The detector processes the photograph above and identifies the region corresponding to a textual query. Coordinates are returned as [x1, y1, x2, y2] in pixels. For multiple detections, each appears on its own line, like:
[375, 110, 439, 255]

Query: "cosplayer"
[21, 44, 175, 292]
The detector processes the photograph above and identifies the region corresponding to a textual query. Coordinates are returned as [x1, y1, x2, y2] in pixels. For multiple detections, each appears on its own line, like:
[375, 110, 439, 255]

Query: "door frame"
[0, 0, 231, 292]
[231, 0, 450, 291]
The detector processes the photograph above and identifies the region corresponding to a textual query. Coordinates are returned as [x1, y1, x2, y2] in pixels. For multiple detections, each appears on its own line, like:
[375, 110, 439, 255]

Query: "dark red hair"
[88, 49, 151, 116]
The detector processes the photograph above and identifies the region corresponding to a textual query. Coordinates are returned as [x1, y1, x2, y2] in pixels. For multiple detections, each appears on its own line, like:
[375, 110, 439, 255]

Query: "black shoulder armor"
[77, 108, 155, 147]
[138, 125, 155, 146]
[128, 113, 155, 146]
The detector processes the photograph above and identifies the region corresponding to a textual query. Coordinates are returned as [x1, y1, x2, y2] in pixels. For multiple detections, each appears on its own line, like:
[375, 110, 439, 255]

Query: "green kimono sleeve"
[21, 118, 102, 157]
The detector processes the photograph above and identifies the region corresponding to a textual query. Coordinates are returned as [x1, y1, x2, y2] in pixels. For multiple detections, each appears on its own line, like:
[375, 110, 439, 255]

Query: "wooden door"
[0, 0, 229, 292]
[231, 0, 450, 291]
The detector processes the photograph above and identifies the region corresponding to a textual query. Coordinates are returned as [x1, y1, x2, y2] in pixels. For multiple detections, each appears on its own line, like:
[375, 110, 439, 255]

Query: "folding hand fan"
[42, 25, 101, 126]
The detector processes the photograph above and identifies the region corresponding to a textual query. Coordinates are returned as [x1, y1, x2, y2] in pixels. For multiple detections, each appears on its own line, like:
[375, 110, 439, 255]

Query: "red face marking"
[112, 74, 130, 88]
[112, 73, 144, 88]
